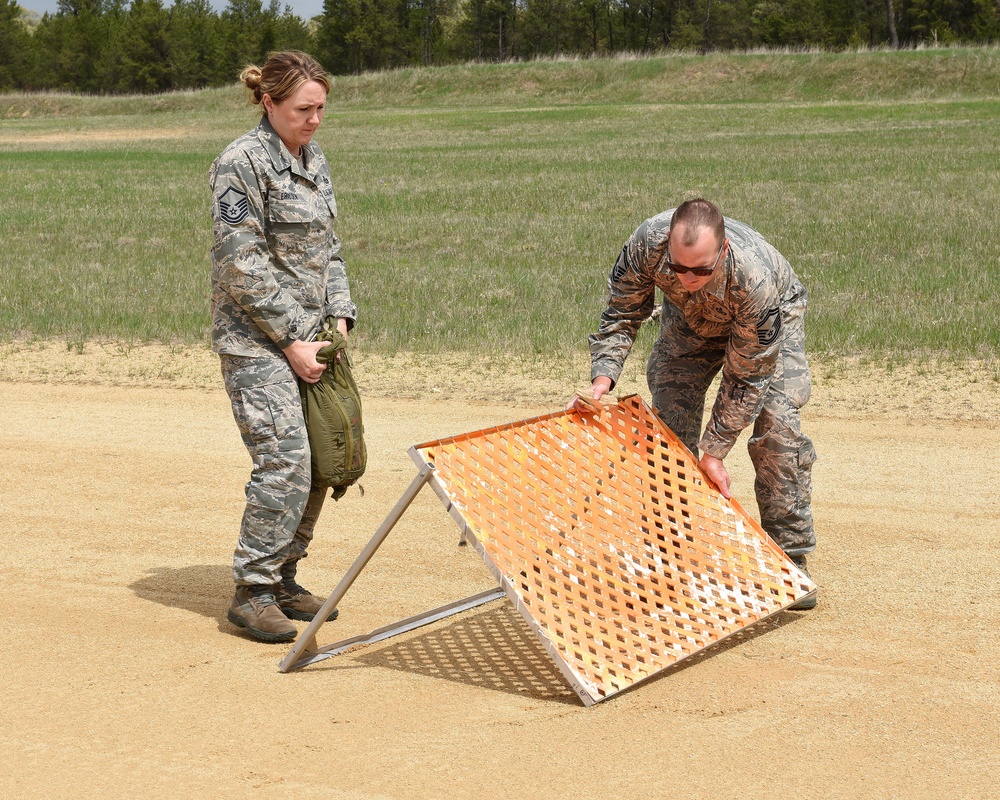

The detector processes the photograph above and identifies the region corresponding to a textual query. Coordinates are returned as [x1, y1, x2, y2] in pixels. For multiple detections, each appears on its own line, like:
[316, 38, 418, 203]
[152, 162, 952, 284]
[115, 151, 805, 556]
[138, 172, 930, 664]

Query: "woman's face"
[262, 79, 328, 157]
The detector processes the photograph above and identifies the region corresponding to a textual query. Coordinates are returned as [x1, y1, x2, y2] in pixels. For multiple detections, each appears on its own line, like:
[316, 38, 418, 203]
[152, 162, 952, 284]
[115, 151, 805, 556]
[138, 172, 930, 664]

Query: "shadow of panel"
[352, 601, 581, 705]
[349, 602, 806, 705]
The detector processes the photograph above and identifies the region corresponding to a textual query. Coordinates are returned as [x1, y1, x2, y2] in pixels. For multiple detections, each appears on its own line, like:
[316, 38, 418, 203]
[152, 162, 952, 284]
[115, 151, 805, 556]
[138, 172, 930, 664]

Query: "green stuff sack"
[299, 325, 366, 500]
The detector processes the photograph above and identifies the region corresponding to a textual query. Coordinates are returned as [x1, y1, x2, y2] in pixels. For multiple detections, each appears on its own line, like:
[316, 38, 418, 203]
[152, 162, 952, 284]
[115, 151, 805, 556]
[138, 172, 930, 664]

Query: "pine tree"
[0, 0, 32, 90]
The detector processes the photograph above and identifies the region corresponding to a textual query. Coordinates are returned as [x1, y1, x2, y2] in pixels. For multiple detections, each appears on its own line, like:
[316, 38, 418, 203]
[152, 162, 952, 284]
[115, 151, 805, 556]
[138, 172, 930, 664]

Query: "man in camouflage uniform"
[580, 198, 817, 609]
[211, 107, 357, 641]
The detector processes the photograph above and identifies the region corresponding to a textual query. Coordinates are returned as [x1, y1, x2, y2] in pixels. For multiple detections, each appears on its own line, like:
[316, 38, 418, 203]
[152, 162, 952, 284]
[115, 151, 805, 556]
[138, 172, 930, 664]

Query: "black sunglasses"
[664, 241, 726, 277]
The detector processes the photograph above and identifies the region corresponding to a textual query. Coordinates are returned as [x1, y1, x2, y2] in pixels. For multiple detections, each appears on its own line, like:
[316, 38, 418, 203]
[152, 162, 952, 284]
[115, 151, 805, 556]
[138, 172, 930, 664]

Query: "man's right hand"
[283, 339, 329, 384]
[567, 376, 613, 411]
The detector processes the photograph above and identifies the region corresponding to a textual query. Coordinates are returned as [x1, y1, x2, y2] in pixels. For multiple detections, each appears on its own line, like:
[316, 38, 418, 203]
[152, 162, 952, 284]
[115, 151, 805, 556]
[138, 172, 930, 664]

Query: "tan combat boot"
[227, 585, 298, 642]
[276, 575, 339, 623]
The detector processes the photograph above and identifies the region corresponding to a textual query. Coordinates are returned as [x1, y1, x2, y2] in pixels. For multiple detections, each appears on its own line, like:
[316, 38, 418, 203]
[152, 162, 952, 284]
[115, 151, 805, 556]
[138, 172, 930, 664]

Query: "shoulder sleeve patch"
[218, 187, 249, 225]
[756, 306, 782, 346]
[610, 245, 632, 283]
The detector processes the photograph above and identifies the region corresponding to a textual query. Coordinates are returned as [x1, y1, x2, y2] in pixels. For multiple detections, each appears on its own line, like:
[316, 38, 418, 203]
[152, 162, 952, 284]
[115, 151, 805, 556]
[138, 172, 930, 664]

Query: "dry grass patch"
[15, 127, 201, 145]
[2, 341, 996, 423]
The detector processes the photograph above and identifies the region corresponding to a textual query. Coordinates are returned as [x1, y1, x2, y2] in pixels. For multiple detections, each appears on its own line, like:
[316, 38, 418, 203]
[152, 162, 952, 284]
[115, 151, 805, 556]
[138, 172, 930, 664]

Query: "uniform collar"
[700, 246, 733, 300]
[255, 116, 318, 179]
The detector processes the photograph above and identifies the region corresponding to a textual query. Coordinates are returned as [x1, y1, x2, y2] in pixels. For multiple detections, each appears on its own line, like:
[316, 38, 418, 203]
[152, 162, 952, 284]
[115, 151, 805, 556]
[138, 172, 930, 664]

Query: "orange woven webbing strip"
[412, 395, 815, 703]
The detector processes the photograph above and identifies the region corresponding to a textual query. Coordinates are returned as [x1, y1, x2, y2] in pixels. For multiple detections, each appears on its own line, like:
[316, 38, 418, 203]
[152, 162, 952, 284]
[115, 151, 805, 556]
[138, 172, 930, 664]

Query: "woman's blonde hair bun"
[238, 52, 330, 113]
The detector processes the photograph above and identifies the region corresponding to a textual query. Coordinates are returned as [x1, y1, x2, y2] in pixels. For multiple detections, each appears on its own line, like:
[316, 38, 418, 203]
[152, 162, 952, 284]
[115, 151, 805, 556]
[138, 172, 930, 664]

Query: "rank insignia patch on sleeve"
[218, 187, 249, 224]
[610, 246, 631, 283]
[756, 306, 782, 346]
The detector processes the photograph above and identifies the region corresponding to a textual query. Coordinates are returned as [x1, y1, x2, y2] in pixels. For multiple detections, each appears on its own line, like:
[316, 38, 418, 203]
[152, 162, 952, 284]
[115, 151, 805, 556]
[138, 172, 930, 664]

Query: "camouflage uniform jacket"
[590, 210, 808, 458]
[210, 116, 357, 357]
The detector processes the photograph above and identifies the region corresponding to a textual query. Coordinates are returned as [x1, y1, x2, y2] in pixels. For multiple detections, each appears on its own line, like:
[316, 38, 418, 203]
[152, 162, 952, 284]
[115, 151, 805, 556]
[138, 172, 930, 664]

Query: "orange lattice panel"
[409, 395, 816, 705]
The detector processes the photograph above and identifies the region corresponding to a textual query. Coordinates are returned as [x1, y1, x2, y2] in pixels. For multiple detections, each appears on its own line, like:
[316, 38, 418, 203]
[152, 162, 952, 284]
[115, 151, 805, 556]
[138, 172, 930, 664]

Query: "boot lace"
[280, 577, 310, 598]
[247, 586, 278, 607]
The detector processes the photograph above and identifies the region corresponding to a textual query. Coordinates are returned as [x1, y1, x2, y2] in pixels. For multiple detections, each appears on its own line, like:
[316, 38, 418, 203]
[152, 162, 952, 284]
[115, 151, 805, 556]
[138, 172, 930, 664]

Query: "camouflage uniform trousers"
[646, 300, 817, 555]
[221, 354, 327, 586]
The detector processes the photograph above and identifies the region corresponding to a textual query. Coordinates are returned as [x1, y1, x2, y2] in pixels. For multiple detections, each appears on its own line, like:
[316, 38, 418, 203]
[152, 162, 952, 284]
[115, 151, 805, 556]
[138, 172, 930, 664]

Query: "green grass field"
[1, 48, 998, 366]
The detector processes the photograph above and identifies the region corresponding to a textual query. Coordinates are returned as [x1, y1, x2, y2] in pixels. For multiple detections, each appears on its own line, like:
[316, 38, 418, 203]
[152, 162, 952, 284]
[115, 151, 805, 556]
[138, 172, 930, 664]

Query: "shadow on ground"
[129, 563, 233, 624]
[130, 565, 807, 702]
[349, 601, 805, 706]
[350, 601, 582, 705]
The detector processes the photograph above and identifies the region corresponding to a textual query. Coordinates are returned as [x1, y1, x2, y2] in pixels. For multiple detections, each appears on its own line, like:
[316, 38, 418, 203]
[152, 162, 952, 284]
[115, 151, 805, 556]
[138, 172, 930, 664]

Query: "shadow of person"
[350, 601, 582, 706]
[129, 564, 233, 625]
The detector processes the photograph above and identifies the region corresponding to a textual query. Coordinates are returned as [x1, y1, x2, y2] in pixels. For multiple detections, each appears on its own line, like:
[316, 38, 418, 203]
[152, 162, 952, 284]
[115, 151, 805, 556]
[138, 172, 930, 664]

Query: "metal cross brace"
[278, 463, 502, 674]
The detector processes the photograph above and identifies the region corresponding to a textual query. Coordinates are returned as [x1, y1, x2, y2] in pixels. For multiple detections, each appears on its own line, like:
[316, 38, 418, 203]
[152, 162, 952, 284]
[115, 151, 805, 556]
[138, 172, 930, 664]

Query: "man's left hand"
[699, 453, 731, 499]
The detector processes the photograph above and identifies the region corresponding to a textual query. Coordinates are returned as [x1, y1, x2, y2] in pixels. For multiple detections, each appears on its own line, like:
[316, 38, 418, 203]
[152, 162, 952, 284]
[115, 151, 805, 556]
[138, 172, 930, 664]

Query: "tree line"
[1, 0, 997, 93]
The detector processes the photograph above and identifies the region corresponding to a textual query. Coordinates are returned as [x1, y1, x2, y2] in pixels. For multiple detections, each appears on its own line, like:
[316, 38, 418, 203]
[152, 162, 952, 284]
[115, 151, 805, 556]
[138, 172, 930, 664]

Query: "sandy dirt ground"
[2, 344, 998, 799]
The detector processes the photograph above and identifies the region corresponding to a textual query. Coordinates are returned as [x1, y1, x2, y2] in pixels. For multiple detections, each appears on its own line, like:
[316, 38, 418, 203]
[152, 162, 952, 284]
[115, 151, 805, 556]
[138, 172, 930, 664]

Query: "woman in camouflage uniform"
[210, 51, 357, 642]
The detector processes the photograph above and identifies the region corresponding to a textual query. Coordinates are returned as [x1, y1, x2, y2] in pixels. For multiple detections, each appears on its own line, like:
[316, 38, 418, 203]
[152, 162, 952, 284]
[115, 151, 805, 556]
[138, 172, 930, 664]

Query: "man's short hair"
[669, 199, 725, 247]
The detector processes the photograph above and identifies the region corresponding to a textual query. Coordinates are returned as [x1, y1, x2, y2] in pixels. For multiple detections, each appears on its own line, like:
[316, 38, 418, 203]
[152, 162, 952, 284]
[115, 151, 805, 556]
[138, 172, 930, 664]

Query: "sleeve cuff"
[697, 432, 735, 460]
[590, 366, 620, 391]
